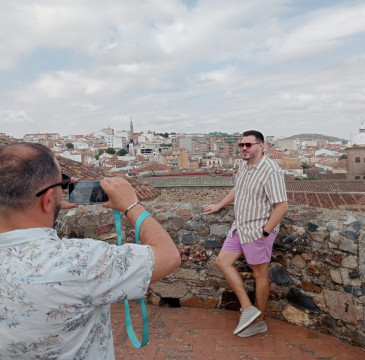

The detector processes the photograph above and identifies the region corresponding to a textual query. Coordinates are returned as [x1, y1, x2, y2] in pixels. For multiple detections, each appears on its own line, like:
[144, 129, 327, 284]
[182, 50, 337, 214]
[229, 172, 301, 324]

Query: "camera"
[68, 180, 108, 204]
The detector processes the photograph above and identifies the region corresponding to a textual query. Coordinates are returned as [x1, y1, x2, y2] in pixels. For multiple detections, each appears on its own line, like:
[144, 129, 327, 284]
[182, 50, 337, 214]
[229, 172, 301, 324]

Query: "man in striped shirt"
[204, 130, 288, 338]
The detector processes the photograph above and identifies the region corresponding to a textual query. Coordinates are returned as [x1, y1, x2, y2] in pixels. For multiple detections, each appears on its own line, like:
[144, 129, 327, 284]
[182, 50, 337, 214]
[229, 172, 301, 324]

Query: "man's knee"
[216, 254, 225, 270]
[216, 251, 240, 270]
[251, 263, 269, 280]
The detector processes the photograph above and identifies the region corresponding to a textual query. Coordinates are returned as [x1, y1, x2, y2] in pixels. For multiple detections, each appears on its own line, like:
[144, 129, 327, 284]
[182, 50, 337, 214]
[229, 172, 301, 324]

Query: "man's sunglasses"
[238, 142, 260, 149]
[36, 174, 72, 197]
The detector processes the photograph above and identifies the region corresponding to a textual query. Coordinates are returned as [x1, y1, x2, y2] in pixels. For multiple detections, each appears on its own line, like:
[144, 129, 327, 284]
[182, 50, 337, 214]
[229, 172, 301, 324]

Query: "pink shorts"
[222, 229, 276, 265]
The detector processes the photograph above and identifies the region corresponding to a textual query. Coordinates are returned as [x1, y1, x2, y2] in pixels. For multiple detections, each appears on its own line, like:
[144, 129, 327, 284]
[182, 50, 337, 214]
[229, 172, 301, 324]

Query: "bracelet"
[125, 201, 141, 216]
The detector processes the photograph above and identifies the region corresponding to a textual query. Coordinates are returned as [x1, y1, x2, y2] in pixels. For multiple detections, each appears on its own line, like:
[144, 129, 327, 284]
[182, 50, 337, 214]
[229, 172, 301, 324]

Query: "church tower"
[129, 117, 134, 141]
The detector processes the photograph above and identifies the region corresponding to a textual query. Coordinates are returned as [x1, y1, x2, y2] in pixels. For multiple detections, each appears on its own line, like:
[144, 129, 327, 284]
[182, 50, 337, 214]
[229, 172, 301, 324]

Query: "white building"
[104, 135, 126, 149]
[74, 138, 90, 150]
[314, 149, 336, 157]
[58, 151, 82, 162]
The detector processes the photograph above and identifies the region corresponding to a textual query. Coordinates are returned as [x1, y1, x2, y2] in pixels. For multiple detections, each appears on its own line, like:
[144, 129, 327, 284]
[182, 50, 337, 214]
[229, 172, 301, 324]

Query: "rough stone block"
[339, 239, 358, 255]
[210, 224, 230, 238]
[95, 224, 112, 235]
[323, 289, 358, 325]
[174, 268, 200, 281]
[343, 286, 365, 297]
[202, 240, 222, 249]
[307, 222, 319, 232]
[169, 219, 185, 231]
[309, 231, 327, 243]
[182, 232, 199, 244]
[302, 280, 321, 293]
[150, 281, 188, 298]
[180, 296, 218, 309]
[329, 230, 342, 245]
[291, 254, 306, 269]
[329, 269, 343, 284]
[184, 220, 199, 231]
[341, 255, 358, 270]
[282, 224, 305, 236]
[78, 213, 101, 227]
[269, 265, 296, 286]
[327, 222, 339, 231]
[344, 215, 357, 225]
[282, 305, 310, 326]
[286, 288, 322, 314]
[340, 230, 359, 240]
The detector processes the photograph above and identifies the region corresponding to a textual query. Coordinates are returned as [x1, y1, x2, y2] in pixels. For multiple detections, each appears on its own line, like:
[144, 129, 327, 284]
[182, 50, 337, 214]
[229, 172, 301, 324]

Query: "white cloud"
[0, 109, 32, 123]
[0, 0, 364, 139]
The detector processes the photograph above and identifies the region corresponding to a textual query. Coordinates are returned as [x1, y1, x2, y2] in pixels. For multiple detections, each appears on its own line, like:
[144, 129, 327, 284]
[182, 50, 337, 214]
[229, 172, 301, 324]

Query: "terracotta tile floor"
[111, 303, 365, 360]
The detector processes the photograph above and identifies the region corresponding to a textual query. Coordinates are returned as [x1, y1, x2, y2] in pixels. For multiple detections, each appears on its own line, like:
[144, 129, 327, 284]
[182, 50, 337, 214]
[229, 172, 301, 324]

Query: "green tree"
[339, 154, 347, 159]
[98, 149, 105, 155]
[301, 163, 310, 169]
[117, 148, 127, 156]
[66, 142, 74, 149]
[163, 132, 169, 138]
[105, 147, 116, 154]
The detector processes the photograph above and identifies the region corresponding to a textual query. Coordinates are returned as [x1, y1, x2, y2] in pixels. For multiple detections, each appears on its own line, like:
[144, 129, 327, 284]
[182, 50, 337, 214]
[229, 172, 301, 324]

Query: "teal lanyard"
[113, 209, 151, 348]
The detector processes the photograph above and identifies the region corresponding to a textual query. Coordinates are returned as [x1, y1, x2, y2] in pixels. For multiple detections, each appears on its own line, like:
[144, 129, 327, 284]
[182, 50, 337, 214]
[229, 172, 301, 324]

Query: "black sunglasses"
[238, 142, 260, 149]
[36, 174, 72, 197]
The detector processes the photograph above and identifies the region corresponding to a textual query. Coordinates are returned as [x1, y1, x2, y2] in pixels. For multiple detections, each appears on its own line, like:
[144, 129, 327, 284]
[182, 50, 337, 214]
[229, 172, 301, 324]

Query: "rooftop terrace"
[111, 303, 365, 359]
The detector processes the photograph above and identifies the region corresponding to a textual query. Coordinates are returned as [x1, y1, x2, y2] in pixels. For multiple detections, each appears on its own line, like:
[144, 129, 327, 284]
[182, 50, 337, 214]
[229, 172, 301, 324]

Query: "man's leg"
[216, 250, 261, 334]
[237, 233, 276, 337]
[251, 262, 270, 321]
[216, 250, 252, 309]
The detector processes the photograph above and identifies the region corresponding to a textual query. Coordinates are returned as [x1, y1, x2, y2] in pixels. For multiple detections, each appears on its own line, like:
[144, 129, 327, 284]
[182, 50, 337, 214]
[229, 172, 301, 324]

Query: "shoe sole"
[233, 310, 261, 335]
[237, 326, 267, 338]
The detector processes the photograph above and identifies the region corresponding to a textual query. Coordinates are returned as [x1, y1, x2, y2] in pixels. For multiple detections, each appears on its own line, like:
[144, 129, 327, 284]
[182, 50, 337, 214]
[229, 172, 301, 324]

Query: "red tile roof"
[286, 180, 365, 212]
[57, 156, 160, 200]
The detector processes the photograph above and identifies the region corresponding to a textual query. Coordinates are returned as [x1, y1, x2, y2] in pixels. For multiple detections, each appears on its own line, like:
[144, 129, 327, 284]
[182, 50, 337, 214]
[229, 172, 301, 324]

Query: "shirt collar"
[0, 227, 59, 248]
[244, 154, 267, 171]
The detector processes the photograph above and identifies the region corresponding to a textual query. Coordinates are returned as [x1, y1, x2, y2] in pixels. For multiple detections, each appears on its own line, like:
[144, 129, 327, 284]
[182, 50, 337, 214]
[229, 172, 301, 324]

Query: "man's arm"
[203, 187, 236, 214]
[101, 177, 181, 282]
[263, 201, 288, 236]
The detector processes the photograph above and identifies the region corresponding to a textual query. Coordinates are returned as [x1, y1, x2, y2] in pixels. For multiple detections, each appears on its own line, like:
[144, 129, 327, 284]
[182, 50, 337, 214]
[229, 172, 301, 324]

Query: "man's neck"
[247, 154, 264, 169]
[0, 213, 51, 234]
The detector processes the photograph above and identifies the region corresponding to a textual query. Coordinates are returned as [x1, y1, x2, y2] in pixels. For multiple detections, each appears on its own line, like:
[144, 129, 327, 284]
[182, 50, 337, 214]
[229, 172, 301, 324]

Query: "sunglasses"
[36, 174, 72, 197]
[238, 142, 260, 149]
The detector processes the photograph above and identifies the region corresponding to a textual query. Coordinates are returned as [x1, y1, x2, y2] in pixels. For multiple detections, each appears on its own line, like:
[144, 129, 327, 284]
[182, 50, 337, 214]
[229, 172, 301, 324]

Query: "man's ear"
[39, 189, 55, 214]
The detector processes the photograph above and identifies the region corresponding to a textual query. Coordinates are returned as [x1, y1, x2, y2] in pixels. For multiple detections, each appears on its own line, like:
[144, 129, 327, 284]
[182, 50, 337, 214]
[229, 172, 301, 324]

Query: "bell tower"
[129, 117, 134, 141]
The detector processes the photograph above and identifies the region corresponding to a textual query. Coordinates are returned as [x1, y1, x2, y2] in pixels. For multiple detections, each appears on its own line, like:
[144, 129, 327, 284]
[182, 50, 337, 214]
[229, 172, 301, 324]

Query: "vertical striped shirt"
[231, 155, 287, 244]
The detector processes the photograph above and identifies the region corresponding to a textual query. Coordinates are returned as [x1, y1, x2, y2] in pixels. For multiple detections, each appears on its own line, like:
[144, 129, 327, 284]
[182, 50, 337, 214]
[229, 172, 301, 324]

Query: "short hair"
[242, 130, 264, 143]
[0, 142, 60, 213]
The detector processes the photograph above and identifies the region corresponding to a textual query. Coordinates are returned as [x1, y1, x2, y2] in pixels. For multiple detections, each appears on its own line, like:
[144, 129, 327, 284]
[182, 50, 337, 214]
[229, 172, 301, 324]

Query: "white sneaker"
[233, 305, 261, 335]
[237, 320, 267, 337]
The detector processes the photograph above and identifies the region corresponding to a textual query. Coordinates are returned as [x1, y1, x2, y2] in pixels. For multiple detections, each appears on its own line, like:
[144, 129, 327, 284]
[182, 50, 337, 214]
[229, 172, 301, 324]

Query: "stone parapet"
[56, 204, 365, 348]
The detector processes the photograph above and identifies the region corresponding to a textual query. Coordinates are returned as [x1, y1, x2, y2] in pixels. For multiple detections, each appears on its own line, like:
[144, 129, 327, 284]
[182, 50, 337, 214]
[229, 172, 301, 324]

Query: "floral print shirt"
[0, 228, 154, 360]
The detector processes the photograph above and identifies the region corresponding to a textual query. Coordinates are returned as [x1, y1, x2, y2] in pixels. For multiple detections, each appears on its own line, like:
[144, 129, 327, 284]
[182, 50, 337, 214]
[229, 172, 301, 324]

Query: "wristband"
[262, 227, 270, 237]
[135, 211, 152, 244]
[125, 201, 141, 216]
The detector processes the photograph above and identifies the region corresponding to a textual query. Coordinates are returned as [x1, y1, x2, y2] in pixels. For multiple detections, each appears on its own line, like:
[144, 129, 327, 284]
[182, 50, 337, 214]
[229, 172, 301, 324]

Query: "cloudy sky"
[1, 0, 365, 140]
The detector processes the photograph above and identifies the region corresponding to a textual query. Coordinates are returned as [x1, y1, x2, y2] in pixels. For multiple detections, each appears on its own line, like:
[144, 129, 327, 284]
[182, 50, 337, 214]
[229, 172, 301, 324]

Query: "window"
[355, 176, 360, 179]
[355, 157, 360, 163]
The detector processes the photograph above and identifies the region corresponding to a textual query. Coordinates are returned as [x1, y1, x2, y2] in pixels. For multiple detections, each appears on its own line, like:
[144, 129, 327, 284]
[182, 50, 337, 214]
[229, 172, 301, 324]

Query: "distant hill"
[283, 133, 347, 142]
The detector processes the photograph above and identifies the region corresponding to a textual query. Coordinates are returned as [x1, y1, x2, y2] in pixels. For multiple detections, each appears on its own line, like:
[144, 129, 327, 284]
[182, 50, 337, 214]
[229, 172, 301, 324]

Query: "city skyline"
[1, 1, 365, 139]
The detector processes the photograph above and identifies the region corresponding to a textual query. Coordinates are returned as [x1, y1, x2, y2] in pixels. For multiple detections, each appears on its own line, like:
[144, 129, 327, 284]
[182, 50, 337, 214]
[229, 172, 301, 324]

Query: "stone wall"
[145, 176, 235, 188]
[56, 203, 365, 348]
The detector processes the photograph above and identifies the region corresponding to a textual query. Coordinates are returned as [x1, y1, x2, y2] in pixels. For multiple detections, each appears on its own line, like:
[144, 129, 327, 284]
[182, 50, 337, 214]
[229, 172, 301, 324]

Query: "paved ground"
[111, 303, 365, 360]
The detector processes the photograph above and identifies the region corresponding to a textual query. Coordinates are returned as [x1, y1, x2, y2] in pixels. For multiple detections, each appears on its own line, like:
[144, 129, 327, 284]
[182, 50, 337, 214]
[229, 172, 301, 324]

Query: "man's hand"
[101, 177, 138, 213]
[60, 200, 79, 210]
[203, 204, 221, 214]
